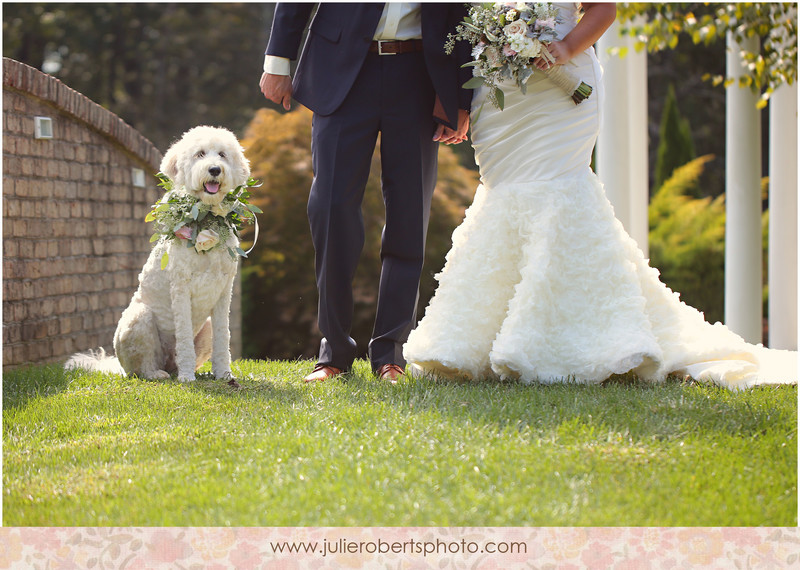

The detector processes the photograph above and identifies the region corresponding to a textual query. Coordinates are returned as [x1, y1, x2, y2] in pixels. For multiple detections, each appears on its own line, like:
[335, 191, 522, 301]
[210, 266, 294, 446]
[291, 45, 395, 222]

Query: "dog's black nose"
[208, 166, 221, 177]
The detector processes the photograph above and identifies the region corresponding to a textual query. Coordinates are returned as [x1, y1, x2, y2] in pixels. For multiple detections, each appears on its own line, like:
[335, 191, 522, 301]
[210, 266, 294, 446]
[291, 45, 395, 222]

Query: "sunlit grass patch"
[3, 360, 796, 526]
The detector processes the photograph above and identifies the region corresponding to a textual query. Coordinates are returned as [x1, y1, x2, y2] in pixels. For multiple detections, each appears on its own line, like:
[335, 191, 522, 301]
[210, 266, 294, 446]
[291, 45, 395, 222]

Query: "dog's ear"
[160, 144, 180, 182]
[233, 145, 251, 187]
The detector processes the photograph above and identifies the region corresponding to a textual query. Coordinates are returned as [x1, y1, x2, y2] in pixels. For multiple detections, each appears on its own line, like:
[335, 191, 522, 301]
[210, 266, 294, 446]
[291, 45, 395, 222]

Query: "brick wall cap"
[3, 57, 161, 169]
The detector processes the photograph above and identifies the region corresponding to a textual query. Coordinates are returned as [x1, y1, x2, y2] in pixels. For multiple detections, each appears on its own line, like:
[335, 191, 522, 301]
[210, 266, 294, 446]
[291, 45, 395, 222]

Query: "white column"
[768, 82, 798, 349]
[596, 18, 649, 254]
[596, 20, 631, 230]
[627, 36, 649, 258]
[725, 33, 763, 344]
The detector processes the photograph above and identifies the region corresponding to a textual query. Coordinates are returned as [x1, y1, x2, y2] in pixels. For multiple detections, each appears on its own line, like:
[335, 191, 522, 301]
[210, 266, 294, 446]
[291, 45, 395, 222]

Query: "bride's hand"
[532, 4, 616, 70]
[433, 109, 470, 145]
[532, 42, 571, 70]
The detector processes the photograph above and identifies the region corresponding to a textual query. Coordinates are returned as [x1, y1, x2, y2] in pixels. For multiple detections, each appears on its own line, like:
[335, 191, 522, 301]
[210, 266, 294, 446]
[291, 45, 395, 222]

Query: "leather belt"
[369, 39, 424, 55]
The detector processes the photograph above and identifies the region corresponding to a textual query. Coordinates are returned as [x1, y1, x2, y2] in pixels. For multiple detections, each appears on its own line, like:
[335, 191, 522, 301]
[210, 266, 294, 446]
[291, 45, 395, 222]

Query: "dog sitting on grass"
[66, 126, 257, 384]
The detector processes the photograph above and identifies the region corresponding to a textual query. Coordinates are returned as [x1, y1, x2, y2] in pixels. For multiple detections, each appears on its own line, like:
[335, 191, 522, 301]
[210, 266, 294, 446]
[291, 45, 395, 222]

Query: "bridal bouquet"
[445, 2, 593, 110]
[146, 173, 262, 269]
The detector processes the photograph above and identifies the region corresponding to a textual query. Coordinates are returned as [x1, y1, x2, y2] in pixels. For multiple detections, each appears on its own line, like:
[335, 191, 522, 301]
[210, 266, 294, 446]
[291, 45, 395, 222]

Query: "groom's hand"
[433, 109, 470, 145]
[260, 72, 293, 111]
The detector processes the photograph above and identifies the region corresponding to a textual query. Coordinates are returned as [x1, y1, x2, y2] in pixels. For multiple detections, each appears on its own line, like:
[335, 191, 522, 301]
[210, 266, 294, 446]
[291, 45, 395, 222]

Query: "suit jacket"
[266, 3, 472, 130]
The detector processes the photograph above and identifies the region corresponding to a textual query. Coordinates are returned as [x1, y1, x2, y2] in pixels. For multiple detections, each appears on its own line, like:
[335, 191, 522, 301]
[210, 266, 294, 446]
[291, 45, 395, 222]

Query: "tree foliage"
[654, 84, 696, 192]
[617, 3, 798, 107]
[2, 3, 275, 150]
[238, 107, 479, 360]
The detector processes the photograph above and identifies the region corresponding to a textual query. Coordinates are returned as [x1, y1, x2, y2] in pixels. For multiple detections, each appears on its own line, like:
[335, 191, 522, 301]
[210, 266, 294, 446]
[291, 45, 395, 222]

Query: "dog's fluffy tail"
[64, 348, 126, 376]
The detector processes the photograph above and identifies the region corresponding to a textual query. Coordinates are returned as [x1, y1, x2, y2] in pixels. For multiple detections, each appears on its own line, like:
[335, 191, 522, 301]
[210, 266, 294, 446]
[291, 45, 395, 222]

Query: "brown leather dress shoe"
[376, 363, 405, 384]
[303, 363, 343, 383]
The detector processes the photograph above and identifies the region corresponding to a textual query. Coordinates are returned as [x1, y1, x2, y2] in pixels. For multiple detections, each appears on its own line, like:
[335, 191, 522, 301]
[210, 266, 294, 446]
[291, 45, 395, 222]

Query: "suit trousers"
[308, 51, 438, 372]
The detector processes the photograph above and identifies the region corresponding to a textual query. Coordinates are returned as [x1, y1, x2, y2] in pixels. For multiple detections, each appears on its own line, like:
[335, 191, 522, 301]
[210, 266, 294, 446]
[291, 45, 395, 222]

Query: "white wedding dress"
[403, 3, 797, 390]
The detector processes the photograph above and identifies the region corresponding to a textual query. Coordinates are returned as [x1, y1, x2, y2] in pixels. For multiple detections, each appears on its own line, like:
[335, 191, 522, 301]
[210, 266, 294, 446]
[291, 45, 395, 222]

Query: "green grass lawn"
[3, 359, 796, 527]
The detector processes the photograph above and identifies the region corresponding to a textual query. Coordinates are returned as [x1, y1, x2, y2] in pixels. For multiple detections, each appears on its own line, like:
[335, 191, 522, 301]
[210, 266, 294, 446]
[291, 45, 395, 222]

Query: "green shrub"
[649, 155, 726, 323]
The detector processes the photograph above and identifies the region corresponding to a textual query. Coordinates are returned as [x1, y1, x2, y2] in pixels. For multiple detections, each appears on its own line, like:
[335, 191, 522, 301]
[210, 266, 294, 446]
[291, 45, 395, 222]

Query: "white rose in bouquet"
[503, 19, 528, 37]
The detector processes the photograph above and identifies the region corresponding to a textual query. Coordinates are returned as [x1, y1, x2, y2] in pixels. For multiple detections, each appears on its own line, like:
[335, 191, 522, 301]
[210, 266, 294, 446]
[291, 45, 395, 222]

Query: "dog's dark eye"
[195, 151, 206, 159]
[219, 152, 226, 159]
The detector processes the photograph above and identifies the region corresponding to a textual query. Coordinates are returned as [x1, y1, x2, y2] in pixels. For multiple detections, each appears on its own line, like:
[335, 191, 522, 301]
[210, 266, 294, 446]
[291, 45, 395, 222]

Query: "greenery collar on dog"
[146, 172, 262, 269]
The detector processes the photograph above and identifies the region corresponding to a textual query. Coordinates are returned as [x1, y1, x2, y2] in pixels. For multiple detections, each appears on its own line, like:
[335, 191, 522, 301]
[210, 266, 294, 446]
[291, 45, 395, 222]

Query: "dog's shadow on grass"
[156, 358, 327, 402]
[138, 371, 307, 404]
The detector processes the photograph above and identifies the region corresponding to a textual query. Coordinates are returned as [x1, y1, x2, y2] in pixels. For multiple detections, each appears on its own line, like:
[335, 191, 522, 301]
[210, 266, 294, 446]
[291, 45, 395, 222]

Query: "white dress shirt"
[264, 3, 422, 75]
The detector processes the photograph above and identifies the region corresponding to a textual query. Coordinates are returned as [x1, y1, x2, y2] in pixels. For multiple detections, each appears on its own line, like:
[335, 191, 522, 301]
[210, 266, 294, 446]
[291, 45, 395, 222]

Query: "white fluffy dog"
[66, 126, 251, 382]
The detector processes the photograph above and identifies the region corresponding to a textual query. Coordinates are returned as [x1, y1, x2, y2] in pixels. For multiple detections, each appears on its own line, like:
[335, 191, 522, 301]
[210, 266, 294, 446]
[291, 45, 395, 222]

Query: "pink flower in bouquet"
[503, 44, 517, 57]
[535, 17, 556, 31]
[175, 226, 192, 240]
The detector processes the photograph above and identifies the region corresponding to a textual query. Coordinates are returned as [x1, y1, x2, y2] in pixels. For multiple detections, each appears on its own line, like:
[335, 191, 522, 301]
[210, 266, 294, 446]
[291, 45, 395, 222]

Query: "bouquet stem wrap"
[542, 64, 593, 104]
[539, 46, 592, 104]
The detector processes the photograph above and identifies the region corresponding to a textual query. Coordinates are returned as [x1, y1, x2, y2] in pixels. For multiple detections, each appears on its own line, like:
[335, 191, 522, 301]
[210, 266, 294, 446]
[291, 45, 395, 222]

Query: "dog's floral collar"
[146, 172, 262, 269]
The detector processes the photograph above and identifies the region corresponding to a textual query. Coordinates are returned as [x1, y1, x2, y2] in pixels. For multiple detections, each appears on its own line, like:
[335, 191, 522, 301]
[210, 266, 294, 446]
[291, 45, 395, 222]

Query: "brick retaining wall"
[3, 58, 242, 369]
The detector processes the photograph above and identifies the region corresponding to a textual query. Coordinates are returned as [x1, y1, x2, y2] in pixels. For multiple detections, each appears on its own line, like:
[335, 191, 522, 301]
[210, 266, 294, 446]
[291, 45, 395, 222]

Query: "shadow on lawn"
[6, 359, 794, 444]
[2, 359, 308, 410]
[333, 367, 797, 443]
[2, 363, 75, 410]
[186, 375, 306, 402]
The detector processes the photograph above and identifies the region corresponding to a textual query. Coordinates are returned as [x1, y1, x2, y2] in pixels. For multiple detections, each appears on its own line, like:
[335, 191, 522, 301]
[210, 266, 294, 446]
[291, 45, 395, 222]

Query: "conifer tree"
[653, 84, 696, 193]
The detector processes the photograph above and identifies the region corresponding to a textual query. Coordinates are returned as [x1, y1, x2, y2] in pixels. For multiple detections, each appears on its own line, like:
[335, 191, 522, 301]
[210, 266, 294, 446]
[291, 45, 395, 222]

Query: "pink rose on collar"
[175, 226, 192, 240]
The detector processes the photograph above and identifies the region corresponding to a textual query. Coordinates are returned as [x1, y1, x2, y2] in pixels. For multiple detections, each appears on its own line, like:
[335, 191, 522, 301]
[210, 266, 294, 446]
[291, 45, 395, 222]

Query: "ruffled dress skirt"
[403, 47, 796, 390]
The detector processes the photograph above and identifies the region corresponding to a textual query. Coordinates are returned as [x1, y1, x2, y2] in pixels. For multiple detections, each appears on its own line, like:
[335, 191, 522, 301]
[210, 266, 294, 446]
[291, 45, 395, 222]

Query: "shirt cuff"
[264, 55, 291, 75]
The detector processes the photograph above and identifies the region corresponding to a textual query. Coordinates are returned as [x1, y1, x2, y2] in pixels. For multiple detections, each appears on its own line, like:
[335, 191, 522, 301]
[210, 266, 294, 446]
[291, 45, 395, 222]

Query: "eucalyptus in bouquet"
[445, 2, 593, 110]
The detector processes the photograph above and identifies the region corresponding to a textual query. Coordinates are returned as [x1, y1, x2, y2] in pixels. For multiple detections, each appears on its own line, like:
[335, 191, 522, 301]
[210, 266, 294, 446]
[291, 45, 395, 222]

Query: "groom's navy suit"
[266, 3, 471, 372]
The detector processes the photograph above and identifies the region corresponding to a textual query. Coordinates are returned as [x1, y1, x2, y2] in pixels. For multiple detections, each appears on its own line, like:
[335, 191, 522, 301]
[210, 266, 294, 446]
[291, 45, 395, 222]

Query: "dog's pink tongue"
[204, 182, 220, 194]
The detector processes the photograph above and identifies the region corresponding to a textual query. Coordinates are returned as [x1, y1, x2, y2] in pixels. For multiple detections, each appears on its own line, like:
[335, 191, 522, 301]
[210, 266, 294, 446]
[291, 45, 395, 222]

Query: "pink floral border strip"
[1, 527, 797, 569]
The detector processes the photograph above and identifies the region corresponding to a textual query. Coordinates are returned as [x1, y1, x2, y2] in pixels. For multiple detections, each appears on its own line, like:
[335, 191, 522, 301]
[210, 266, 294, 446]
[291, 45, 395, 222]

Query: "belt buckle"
[377, 40, 396, 56]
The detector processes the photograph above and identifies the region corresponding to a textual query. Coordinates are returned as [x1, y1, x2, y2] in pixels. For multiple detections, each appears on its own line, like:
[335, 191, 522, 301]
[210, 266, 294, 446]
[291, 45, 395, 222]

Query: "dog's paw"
[212, 370, 240, 388]
[177, 373, 195, 383]
[152, 370, 170, 380]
